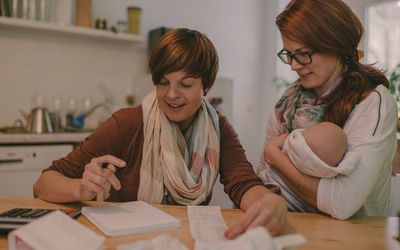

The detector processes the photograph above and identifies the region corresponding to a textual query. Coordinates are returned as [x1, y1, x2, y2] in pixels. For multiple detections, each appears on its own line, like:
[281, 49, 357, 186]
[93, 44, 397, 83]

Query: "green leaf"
[388, 64, 400, 110]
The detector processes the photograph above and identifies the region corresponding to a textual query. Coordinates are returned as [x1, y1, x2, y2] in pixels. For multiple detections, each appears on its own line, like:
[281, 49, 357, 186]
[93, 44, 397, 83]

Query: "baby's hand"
[264, 133, 289, 164]
[269, 133, 288, 149]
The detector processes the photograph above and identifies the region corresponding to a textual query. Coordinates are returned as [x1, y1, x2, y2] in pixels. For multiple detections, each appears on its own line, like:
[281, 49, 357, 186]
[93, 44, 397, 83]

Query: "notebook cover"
[82, 201, 181, 237]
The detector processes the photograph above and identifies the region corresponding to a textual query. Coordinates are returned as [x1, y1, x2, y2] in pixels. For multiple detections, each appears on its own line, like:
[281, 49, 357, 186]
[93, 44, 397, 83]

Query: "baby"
[266, 122, 348, 179]
[299, 122, 347, 170]
[262, 122, 350, 210]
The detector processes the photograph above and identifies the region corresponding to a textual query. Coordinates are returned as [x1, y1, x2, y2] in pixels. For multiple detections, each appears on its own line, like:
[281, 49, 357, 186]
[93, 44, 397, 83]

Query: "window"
[274, 0, 297, 95]
[366, 1, 400, 111]
[366, 1, 400, 71]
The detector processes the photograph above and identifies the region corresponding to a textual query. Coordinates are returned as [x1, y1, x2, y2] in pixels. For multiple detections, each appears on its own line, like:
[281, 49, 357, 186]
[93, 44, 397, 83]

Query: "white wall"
[0, 27, 148, 129]
[0, 0, 277, 167]
[1, 0, 384, 166]
[92, 0, 278, 165]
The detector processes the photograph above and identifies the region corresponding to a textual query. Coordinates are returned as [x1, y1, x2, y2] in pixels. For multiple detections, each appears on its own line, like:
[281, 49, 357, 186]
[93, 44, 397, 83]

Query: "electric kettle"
[20, 107, 54, 133]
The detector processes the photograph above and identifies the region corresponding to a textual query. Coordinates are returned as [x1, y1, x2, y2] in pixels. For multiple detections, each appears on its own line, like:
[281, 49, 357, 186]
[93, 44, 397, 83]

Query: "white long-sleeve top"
[257, 85, 397, 219]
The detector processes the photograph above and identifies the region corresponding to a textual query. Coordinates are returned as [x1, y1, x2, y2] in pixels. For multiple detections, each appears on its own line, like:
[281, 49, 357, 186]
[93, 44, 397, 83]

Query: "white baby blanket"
[284, 129, 360, 178]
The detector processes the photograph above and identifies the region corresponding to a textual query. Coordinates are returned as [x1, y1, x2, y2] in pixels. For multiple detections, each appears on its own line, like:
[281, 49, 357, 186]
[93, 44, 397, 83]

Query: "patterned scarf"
[275, 81, 324, 132]
[138, 90, 220, 205]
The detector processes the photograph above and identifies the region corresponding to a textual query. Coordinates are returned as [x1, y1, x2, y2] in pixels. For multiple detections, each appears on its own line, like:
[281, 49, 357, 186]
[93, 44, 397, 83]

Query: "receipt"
[187, 206, 227, 242]
[188, 206, 307, 250]
[195, 227, 307, 250]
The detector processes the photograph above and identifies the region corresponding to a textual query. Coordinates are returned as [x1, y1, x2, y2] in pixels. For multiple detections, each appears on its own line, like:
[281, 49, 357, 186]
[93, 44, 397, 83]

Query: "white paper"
[82, 201, 181, 237]
[117, 234, 188, 250]
[273, 234, 307, 250]
[188, 206, 306, 250]
[195, 226, 306, 250]
[8, 210, 104, 250]
[188, 206, 227, 242]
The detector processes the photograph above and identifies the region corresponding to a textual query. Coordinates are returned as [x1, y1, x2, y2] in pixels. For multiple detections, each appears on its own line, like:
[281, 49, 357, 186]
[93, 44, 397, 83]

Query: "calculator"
[0, 208, 81, 233]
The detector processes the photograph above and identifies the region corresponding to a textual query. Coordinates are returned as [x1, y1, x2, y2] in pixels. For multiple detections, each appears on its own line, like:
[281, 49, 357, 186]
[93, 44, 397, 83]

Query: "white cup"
[52, 0, 75, 25]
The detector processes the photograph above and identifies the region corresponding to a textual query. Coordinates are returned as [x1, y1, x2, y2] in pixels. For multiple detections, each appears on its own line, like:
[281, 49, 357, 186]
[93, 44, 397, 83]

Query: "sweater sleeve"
[317, 87, 397, 219]
[217, 114, 264, 206]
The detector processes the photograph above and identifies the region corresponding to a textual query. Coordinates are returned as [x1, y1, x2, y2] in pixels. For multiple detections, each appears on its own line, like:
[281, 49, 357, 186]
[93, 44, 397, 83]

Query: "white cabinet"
[0, 144, 73, 197]
[0, 132, 89, 197]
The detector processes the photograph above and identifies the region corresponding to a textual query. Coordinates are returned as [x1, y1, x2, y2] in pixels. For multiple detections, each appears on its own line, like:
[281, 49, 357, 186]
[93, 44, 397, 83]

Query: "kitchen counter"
[0, 132, 91, 144]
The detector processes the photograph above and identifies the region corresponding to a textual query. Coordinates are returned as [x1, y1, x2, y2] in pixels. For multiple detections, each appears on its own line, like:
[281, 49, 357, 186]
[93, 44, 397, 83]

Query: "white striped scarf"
[138, 90, 220, 205]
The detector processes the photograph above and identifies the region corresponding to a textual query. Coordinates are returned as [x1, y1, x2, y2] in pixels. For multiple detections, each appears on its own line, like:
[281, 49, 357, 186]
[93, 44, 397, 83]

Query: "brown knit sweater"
[44, 105, 263, 205]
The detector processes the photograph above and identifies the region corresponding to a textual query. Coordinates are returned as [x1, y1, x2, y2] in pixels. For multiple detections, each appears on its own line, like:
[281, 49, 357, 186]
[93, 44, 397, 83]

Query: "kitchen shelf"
[0, 17, 146, 43]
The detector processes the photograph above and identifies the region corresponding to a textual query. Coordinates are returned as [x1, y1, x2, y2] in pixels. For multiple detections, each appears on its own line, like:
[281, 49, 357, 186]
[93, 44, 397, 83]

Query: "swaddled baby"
[284, 122, 349, 178]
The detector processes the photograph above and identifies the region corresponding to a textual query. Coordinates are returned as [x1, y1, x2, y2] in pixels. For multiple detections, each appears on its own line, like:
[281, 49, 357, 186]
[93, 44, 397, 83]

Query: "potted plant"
[388, 64, 400, 131]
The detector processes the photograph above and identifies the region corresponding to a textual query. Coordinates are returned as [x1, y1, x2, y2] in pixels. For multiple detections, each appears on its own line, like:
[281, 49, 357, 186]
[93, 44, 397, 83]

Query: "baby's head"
[302, 122, 347, 167]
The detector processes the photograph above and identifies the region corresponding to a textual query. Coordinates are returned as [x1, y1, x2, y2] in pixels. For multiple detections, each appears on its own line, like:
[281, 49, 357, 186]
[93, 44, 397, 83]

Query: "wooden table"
[0, 197, 399, 250]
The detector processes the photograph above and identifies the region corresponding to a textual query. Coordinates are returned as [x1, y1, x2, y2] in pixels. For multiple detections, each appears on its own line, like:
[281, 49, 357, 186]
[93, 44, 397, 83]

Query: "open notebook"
[82, 201, 181, 237]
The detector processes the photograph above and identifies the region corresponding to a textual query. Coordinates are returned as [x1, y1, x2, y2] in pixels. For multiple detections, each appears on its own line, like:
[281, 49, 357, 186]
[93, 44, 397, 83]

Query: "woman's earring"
[203, 87, 211, 96]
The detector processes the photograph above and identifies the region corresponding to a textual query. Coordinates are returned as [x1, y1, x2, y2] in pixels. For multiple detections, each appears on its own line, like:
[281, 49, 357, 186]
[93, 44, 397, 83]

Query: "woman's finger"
[102, 166, 121, 190]
[247, 208, 282, 235]
[94, 155, 126, 169]
[81, 155, 126, 200]
[225, 201, 261, 239]
[85, 156, 123, 189]
[79, 176, 103, 200]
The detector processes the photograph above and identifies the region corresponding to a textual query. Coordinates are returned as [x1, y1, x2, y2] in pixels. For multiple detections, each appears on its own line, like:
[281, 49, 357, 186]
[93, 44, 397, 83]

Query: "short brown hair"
[149, 28, 219, 90]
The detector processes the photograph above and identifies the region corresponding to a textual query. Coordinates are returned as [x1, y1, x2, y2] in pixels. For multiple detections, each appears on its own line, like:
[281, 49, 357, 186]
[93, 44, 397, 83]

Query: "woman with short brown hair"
[34, 28, 287, 238]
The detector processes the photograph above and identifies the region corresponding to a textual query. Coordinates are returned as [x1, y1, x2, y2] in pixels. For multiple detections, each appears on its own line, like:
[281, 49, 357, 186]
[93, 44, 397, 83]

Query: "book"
[8, 211, 104, 250]
[82, 201, 181, 237]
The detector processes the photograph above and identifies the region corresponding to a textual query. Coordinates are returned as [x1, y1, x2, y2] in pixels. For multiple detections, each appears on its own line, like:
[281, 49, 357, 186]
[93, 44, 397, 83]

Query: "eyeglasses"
[277, 49, 314, 66]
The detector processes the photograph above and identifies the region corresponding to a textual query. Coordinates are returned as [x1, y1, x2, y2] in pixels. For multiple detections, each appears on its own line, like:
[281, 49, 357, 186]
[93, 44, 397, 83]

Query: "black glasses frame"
[277, 49, 314, 66]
